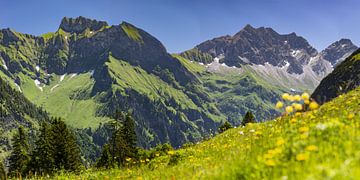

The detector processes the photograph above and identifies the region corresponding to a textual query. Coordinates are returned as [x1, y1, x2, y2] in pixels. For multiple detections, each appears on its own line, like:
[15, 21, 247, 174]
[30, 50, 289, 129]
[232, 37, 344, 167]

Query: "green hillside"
[55, 86, 360, 179]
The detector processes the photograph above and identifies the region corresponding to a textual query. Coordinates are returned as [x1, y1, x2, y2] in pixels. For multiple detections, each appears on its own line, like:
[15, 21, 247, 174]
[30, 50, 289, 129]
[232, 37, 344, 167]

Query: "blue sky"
[1, 0, 359, 53]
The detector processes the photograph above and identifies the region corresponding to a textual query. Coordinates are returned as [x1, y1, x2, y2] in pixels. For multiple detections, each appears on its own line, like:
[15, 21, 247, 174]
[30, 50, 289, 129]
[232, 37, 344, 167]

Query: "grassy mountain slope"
[57, 85, 360, 179]
[175, 55, 283, 124]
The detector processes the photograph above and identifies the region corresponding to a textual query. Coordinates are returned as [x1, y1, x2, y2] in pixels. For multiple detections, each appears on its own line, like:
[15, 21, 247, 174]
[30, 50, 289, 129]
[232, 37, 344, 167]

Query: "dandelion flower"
[348, 113, 355, 119]
[276, 138, 285, 146]
[265, 159, 276, 166]
[287, 95, 295, 102]
[285, 106, 294, 113]
[290, 118, 297, 123]
[296, 153, 309, 161]
[304, 99, 310, 105]
[294, 95, 301, 101]
[299, 126, 309, 133]
[167, 150, 175, 155]
[282, 93, 290, 100]
[293, 103, 303, 111]
[301, 92, 310, 100]
[309, 101, 319, 110]
[276, 101, 284, 109]
[305, 145, 318, 151]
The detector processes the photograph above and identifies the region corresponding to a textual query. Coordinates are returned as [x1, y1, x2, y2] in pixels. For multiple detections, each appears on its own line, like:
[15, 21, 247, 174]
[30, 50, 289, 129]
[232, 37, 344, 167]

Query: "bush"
[218, 121, 233, 133]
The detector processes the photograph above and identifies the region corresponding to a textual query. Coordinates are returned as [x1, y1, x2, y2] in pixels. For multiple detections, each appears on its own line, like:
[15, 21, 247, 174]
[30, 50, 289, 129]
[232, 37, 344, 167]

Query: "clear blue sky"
[1, 0, 359, 53]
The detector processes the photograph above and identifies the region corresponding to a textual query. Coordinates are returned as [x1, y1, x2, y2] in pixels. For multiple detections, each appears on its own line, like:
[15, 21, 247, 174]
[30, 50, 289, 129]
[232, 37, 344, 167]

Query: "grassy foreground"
[53, 87, 360, 179]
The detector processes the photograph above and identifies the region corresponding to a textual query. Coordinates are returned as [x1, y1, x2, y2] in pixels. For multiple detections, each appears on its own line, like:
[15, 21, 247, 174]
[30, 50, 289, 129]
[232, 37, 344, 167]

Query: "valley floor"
[53, 87, 360, 179]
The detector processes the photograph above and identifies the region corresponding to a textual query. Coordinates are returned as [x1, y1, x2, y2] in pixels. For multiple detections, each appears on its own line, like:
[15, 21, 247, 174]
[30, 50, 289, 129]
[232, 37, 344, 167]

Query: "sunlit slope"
[59, 86, 360, 179]
[17, 72, 111, 128]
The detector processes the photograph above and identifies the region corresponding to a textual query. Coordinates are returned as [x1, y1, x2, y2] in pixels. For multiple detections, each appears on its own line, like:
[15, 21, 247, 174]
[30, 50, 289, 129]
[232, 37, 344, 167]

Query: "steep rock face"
[60, 16, 108, 34]
[320, 39, 358, 66]
[188, 25, 318, 74]
[312, 49, 360, 104]
[180, 25, 357, 90]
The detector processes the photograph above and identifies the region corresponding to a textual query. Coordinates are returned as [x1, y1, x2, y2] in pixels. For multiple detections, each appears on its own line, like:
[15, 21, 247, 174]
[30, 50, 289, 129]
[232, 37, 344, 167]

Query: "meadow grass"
[49, 86, 360, 179]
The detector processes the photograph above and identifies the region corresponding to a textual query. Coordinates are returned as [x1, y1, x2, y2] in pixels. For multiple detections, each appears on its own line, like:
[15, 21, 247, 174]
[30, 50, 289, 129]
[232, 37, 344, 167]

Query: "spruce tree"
[29, 123, 54, 175]
[241, 111, 256, 126]
[50, 118, 82, 172]
[96, 144, 112, 169]
[8, 126, 30, 177]
[121, 112, 137, 158]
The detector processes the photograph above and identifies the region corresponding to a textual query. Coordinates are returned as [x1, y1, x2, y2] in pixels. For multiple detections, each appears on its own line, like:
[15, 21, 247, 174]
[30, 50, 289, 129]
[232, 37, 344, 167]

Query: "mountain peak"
[243, 24, 255, 30]
[321, 38, 358, 65]
[59, 16, 108, 33]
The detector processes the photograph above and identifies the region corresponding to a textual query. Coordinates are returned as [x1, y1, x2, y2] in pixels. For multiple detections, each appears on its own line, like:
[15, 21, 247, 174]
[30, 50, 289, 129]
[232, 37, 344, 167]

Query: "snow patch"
[2, 60, 8, 70]
[291, 50, 302, 57]
[281, 61, 290, 69]
[238, 56, 250, 63]
[14, 82, 22, 92]
[69, 73, 78, 79]
[34, 79, 43, 92]
[60, 74, 66, 82]
[90, 70, 95, 76]
[50, 84, 60, 92]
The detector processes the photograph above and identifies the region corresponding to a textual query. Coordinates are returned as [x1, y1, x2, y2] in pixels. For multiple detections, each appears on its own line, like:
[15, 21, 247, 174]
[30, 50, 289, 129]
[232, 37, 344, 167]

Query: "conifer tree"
[29, 123, 54, 175]
[8, 126, 30, 177]
[50, 118, 82, 172]
[96, 144, 112, 169]
[241, 111, 256, 126]
[121, 112, 137, 158]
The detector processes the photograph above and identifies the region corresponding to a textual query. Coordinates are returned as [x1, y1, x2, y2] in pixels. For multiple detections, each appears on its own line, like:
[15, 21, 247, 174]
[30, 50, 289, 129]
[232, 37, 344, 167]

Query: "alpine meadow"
[0, 1, 359, 179]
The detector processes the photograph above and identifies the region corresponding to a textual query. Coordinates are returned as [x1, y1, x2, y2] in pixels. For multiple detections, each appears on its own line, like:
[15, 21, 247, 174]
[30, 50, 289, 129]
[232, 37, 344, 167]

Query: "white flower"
[249, 129, 255, 133]
[239, 131, 244, 135]
[315, 123, 327, 131]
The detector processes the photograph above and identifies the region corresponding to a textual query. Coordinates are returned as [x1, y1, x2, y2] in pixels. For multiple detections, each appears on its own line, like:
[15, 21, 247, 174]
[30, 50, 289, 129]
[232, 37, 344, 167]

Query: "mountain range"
[0, 16, 358, 156]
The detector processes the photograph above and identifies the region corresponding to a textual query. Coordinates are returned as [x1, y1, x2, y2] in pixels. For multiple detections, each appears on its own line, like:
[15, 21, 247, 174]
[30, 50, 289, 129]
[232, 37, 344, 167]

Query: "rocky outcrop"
[311, 49, 360, 104]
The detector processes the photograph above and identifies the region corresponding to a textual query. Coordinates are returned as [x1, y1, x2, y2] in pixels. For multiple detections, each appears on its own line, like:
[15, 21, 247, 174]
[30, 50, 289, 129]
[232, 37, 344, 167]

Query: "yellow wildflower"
[348, 113, 355, 119]
[304, 99, 310, 105]
[167, 150, 175, 155]
[290, 118, 297, 123]
[301, 92, 310, 100]
[282, 93, 290, 100]
[126, 157, 132, 162]
[296, 153, 309, 161]
[294, 95, 301, 101]
[305, 145, 318, 151]
[287, 95, 295, 102]
[285, 106, 294, 113]
[275, 101, 284, 109]
[309, 101, 319, 110]
[155, 153, 160, 157]
[293, 103, 303, 111]
[299, 127, 309, 133]
[276, 138, 285, 146]
[265, 159, 276, 167]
